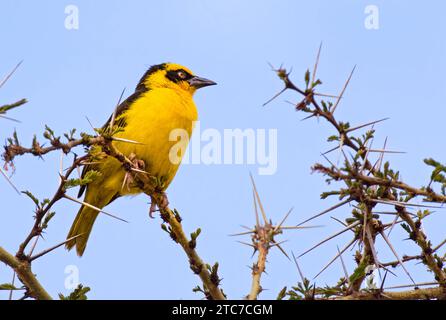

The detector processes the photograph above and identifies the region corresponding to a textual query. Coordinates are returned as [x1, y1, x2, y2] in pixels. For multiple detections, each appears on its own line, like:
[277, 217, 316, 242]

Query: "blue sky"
[1, 0, 446, 299]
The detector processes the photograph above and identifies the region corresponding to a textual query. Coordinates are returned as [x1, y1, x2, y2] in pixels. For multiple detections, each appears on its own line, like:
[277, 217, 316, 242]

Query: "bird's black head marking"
[136, 63, 167, 91]
[166, 69, 194, 83]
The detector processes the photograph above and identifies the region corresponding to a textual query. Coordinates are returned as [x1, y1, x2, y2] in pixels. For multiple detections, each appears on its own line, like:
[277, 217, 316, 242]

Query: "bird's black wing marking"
[102, 88, 148, 130]
[77, 88, 148, 198]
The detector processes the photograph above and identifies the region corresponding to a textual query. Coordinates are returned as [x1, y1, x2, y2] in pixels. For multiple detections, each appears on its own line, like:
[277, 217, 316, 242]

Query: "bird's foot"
[148, 192, 169, 219]
[148, 201, 158, 219]
[128, 153, 146, 173]
[158, 191, 169, 209]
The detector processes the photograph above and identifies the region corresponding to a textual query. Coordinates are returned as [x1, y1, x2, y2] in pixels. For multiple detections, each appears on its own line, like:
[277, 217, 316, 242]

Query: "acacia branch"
[312, 164, 446, 203]
[106, 141, 226, 300]
[16, 155, 87, 259]
[0, 247, 51, 300]
[312, 162, 446, 290]
[271, 60, 446, 299]
[98, 141, 226, 300]
[3, 134, 103, 163]
[337, 286, 444, 300]
[3, 129, 226, 300]
[247, 228, 270, 300]
[153, 197, 226, 300]
[396, 206, 446, 291]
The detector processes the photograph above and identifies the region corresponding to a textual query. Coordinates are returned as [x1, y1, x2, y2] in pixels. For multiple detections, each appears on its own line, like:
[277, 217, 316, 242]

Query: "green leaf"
[12, 130, 19, 145]
[304, 69, 310, 87]
[339, 121, 350, 130]
[41, 211, 56, 229]
[192, 285, 204, 293]
[0, 283, 21, 290]
[22, 190, 39, 207]
[64, 128, 77, 141]
[327, 135, 340, 142]
[0, 99, 27, 114]
[401, 223, 411, 234]
[58, 284, 90, 300]
[191, 228, 202, 240]
[276, 287, 287, 300]
[349, 261, 368, 284]
[311, 79, 322, 88]
[321, 100, 328, 112]
[320, 190, 341, 199]
[424, 158, 441, 168]
[64, 170, 101, 189]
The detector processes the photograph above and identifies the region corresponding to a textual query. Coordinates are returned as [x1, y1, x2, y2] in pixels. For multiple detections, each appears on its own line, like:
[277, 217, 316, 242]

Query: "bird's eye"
[177, 70, 187, 80]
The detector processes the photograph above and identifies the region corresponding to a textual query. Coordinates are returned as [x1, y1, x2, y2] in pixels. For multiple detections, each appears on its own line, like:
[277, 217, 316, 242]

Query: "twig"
[0, 60, 23, 89]
[336, 286, 443, 300]
[247, 231, 268, 300]
[0, 247, 51, 300]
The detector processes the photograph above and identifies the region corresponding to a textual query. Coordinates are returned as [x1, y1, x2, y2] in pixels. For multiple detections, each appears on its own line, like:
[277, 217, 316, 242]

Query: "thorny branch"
[0, 61, 225, 300]
[234, 176, 313, 300]
[1, 126, 226, 300]
[0, 247, 51, 300]
[268, 45, 446, 300]
[2, 50, 446, 300]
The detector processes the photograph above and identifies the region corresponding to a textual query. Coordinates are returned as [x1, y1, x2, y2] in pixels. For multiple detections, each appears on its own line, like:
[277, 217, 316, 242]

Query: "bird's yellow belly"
[106, 89, 197, 194]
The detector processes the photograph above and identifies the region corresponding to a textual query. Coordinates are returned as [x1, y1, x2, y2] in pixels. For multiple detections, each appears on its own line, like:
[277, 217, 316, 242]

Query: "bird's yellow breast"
[111, 88, 197, 191]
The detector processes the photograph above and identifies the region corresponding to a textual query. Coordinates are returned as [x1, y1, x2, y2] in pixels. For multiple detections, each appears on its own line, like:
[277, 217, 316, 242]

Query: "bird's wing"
[77, 89, 148, 198]
[102, 88, 147, 130]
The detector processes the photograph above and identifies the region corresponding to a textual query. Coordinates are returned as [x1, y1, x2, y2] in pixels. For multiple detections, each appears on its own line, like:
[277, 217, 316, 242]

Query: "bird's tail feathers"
[66, 205, 100, 256]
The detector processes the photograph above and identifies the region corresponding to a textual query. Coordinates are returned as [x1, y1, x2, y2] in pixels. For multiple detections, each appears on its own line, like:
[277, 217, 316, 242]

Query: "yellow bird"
[66, 63, 216, 256]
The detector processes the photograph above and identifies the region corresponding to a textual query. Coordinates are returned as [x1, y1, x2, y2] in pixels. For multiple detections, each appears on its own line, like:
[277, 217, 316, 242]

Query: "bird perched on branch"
[66, 63, 216, 256]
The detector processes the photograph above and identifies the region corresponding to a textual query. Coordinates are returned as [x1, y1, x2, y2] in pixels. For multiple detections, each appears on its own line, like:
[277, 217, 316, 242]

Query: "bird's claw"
[148, 192, 169, 219]
[149, 202, 157, 219]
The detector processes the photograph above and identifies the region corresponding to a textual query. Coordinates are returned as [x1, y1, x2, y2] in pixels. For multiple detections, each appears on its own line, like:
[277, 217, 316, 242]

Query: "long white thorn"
[0, 60, 23, 89]
[0, 167, 20, 194]
[331, 65, 356, 113]
[64, 194, 128, 223]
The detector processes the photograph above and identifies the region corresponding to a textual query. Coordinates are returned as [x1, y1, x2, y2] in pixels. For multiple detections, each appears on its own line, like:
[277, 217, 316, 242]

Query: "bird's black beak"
[188, 76, 217, 89]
